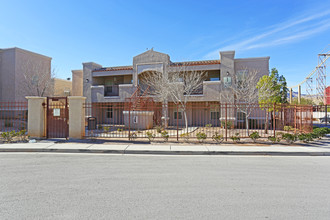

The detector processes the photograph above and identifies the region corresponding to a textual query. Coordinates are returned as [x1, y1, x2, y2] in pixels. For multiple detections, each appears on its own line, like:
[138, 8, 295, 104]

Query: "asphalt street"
[1, 153, 330, 219]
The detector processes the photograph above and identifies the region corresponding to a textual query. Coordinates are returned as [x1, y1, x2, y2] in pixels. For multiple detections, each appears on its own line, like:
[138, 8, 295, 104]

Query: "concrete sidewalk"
[1, 138, 330, 156]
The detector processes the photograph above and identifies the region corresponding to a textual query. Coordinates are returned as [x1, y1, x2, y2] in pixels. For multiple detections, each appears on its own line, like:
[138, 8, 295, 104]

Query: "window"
[237, 111, 246, 121]
[107, 106, 113, 119]
[211, 111, 220, 120]
[174, 111, 183, 120]
[208, 71, 220, 81]
[210, 104, 220, 120]
[105, 76, 125, 86]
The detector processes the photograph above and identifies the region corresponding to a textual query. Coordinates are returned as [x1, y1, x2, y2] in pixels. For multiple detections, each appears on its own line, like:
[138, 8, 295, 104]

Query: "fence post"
[128, 102, 131, 141]
[68, 96, 86, 139]
[325, 104, 328, 125]
[46, 97, 49, 138]
[26, 96, 46, 138]
[265, 105, 269, 134]
[280, 103, 283, 129]
[294, 105, 297, 134]
[300, 107, 303, 132]
[176, 104, 179, 141]
[219, 102, 221, 136]
[311, 106, 313, 132]
[247, 104, 249, 135]
[225, 103, 228, 141]
[273, 103, 276, 137]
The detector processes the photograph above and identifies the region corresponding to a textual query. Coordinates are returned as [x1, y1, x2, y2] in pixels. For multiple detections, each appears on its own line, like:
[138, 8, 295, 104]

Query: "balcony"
[183, 81, 220, 96]
[184, 80, 222, 101]
[190, 85, 203, 95]
[91, 84, 135, 102]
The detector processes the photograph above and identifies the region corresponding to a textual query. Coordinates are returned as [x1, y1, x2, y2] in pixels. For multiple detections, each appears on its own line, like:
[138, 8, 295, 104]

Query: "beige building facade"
[73, 49, 269, 103]
[0, 47, 52, 102]
[72, 49, 270, 127]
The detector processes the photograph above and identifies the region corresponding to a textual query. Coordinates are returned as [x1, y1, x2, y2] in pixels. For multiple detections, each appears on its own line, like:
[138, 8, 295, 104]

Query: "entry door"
[47, 97, 68, 138]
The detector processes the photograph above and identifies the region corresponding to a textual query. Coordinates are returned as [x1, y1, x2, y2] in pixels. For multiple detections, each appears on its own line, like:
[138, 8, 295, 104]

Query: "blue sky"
[1, 0, 330, 91]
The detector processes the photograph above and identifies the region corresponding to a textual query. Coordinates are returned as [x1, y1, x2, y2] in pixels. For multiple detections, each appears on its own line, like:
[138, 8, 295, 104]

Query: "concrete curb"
[1, 148, 330, 156]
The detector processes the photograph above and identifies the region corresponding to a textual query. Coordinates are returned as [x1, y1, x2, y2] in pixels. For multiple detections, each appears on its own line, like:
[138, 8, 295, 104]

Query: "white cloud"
[204, 9, 330, 59]
[245, 20, 330, 50]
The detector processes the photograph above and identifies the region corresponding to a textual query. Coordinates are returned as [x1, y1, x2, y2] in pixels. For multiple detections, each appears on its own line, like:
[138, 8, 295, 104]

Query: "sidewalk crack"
[124, 145, 130, 154]
[45, 144, 56, 148]
[85, 144, 93, 149]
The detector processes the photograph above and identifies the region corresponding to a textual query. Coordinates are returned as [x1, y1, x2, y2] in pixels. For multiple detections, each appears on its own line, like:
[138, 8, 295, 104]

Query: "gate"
[46, 97, 68, 138]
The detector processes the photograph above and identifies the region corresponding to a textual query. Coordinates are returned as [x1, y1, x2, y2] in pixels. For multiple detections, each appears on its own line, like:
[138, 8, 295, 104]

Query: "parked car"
[319, 116, 330, 123]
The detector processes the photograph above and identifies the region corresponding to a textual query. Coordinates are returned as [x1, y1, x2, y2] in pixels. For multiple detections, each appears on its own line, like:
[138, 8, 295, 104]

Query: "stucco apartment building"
[72, 49, 269, 126]
[0, 47, 52, 102]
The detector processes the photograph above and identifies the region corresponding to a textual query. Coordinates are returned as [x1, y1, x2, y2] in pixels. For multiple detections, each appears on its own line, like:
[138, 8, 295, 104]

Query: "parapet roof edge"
[1, 47, 52, 60]
[235, 56, 270, 61]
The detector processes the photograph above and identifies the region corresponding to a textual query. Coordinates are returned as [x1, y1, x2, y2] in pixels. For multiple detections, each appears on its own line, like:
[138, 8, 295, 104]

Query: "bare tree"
[141, 66, 207, 132]
[221, 68, 260, 135]
[17, 59, 55, 97]
[139, 71, 170, 101]
[140, 71, 171, 127]
[168, 68, 207, 132]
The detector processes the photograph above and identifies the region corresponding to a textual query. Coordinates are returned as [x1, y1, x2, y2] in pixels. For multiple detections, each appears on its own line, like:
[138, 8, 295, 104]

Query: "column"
[68, 96, 86, 139]
[26, 96, 46, 138]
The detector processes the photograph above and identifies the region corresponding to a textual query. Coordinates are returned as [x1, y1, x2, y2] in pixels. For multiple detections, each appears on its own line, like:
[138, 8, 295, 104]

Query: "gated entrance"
[46, 97, 68, 138]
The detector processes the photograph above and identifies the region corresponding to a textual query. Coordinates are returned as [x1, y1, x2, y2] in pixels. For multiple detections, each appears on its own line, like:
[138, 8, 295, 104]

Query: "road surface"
[1, 153, 330, 219]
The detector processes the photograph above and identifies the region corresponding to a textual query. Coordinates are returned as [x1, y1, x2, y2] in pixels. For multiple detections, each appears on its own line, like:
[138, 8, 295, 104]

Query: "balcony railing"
[104, 85, 119, 96]
[190, 85, 203, 95]
[184, 85, 203, 95]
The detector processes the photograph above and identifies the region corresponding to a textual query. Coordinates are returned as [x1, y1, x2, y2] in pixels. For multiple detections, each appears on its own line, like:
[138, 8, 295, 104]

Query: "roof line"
[93, 59, 222, 72]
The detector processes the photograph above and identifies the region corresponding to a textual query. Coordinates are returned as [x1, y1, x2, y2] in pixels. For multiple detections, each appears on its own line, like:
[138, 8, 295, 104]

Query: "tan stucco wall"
[72, 70, 83, 96]
[0, 49, 16, 102]
[234, 57, 270, 80]
[68, 96, 86, 139]
[26, 96, 46, 138]
[83, 62, 102, 103]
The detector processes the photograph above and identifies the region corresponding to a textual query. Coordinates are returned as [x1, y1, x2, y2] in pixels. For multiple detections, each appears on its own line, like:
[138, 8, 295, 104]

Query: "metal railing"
[190, 85, 203, 95]
[184, 85, 203, 95]
[0, 102, 28, 132]
[312, 105, 330, 126]
[83, 102, 314, 142]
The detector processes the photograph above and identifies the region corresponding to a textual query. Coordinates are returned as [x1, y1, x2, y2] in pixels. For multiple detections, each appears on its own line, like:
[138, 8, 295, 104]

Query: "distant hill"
[287, 91, 306, 98]
[286, 91, 322, 104]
